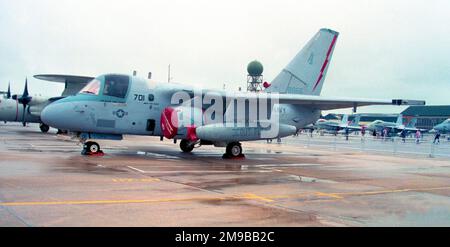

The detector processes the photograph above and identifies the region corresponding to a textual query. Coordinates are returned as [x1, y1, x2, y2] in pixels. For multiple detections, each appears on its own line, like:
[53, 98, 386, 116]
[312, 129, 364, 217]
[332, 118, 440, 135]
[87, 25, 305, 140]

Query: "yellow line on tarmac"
[2, 186, 449, 207]
[0, 193, 274, 207]
[333, 186, 450, 197]
[314, 192, 344, 199]
[263, 186, 450, 201]
[0, 197, 225, 207]
[241, 193, 275, 202]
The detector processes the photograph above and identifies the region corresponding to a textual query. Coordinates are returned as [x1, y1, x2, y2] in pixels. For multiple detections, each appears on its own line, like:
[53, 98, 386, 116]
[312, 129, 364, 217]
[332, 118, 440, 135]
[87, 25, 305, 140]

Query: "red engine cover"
[160, 107, 178, 139]
[160, 106, 201, 141]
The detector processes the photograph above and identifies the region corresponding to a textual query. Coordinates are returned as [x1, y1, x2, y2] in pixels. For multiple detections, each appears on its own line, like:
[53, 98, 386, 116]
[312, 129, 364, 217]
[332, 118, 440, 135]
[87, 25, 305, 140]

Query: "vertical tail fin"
[396, 114, 403, 125]
[341, 114, 349, 125]
[350, 115, 361, 126]
[406, 118, 417, 128]
[266, 28, 339, 95]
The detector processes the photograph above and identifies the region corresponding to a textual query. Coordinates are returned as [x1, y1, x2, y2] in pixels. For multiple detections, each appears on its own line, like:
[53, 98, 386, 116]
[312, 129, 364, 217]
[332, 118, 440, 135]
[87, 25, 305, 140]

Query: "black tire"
[57, 129, 68, 135]
[180, 140, 194, 153]
[85, 141, 100, 154]
[226, 142, 242, 157]
[40, 124, 50, 133]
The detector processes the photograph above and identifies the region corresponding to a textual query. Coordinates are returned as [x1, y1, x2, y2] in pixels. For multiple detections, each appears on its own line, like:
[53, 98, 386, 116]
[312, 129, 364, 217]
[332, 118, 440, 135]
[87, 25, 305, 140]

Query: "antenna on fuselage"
[148, 72, 152, 79]
[168, 64, 172, 83]
[133, 70, 137, 76]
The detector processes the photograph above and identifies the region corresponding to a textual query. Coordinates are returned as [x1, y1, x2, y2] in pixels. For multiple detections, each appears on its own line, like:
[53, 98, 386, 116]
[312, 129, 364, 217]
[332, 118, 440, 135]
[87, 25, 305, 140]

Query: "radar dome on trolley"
[247, 60, 264, 76]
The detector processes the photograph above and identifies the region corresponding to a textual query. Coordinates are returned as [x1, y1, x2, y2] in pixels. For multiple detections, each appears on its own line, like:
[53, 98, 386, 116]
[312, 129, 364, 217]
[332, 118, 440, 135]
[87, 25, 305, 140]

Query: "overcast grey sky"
[1, 0, 449, 113]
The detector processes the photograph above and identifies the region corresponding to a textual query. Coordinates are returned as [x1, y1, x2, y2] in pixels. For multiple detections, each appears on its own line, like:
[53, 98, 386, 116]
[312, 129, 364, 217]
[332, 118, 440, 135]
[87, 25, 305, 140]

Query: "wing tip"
[392, 99, 426, 106]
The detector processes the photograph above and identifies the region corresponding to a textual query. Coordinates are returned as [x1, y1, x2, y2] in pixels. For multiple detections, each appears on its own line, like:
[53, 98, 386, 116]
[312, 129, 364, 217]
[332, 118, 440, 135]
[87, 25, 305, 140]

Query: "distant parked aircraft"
[432, 119, 450, 134]
[314, 114, 361, 135]
[366, 114, 423, 136]
[0, 76, 91, 132]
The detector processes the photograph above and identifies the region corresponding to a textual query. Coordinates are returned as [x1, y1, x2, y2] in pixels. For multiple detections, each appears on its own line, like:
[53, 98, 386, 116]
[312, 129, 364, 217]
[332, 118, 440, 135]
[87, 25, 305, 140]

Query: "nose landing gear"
[81, 141, 104, 156]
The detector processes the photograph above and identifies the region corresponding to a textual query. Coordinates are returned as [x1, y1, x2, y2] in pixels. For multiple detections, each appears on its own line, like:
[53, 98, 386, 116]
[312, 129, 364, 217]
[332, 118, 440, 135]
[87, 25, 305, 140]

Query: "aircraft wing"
[34, 74, 94, 96]
[345, 125, 362, 131]
[400, 127, 428, 133]
[230, 93, 425, 110]
[172, 90, 425, 111]
[274, 95, 424, 110]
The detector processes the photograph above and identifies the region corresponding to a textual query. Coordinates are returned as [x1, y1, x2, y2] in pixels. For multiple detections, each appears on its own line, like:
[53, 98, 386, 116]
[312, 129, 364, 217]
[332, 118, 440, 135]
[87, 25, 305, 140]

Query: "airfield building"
[401, 105, 450, 130]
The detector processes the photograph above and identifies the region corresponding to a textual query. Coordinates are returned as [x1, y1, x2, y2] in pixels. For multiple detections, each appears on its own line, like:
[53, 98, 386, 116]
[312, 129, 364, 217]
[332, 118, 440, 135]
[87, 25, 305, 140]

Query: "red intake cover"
[160, 107, 178, 139]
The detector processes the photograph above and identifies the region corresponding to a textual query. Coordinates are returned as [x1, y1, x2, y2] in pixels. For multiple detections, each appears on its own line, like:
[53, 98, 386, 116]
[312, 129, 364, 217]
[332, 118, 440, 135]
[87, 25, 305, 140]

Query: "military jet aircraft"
[366, 114, 422, 136]
[0, 76, 92, 132]
[433, 119, 450, 134]
[40, 28, 425, 158]
[314, 114, 361, 135]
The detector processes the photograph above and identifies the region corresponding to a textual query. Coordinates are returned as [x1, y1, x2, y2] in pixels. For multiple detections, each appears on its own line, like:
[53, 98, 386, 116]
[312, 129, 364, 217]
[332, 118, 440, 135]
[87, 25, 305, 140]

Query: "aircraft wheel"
[226, 142, 242, 157]
[180, 139, 194, 153]
[22, 122, 26, 127]
[57, 129, 68, 135]
[83, 141, 101, 155]
[39, 123, 50, 133]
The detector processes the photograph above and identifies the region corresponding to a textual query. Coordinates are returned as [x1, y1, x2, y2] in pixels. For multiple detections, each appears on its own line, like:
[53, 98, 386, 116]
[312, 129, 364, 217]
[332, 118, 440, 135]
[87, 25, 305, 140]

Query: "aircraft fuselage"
[42, 75, 320, 141]
[0, 97, 40, 123]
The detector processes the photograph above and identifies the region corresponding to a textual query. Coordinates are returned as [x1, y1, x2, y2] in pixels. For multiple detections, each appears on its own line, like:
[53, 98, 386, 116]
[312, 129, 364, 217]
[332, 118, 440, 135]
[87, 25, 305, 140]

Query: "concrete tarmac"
[1, 123, 450, 226]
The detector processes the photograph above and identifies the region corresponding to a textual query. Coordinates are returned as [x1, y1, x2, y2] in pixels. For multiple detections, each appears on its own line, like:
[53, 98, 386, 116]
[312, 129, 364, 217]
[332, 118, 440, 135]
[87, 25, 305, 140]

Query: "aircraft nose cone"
[41, 102, 69, 129]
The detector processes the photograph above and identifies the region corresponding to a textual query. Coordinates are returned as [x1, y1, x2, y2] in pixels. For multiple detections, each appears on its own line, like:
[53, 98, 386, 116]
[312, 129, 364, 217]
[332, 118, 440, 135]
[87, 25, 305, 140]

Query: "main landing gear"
[39, 123, 50, 133]
[180, 139, 194, 153]
[223, 142, 245, 159]
[81, 141, 104, 156]
[179, 139, 245, 159]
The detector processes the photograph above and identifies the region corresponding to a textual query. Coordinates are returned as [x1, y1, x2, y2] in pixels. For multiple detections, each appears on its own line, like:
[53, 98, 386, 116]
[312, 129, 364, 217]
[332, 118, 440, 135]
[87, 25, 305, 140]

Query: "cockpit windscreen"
[79, 79, 101, 95]
[103, 75, 129, 98]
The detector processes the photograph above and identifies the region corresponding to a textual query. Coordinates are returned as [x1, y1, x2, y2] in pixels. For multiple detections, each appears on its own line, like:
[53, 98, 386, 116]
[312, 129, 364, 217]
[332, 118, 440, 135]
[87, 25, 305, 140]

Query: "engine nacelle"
[160, 106, 203, 141]
[196, 123, 297, 142]
[28, 104, 46, 116]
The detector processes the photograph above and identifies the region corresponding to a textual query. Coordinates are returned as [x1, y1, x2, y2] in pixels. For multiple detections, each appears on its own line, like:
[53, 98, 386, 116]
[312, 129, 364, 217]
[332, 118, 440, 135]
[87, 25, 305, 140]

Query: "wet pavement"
[1, 123, 450, 226]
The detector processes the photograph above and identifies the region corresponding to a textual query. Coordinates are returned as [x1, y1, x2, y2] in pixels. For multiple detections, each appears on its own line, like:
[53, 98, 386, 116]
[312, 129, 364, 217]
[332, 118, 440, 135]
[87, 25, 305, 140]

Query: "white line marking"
[127, 166, 147, 173]
[126, 166, 272, 174]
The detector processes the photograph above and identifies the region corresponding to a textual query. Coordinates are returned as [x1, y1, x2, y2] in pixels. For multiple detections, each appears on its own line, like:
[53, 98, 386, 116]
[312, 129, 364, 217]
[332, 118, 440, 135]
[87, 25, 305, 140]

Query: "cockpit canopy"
[79, 74, 130, 99]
